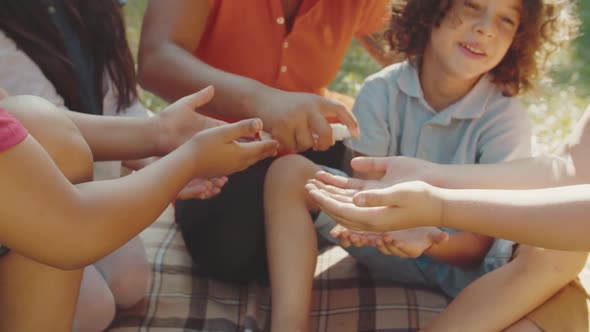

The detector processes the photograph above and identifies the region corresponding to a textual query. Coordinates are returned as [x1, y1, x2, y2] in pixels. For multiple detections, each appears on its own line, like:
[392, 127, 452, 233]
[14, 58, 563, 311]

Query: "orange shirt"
[196, 0, 390, 96]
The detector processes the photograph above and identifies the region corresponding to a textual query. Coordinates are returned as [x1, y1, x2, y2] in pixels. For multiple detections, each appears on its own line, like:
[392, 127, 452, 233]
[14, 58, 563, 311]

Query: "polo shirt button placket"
[277, 17, 285, 25]
[280, 65, 288, 73]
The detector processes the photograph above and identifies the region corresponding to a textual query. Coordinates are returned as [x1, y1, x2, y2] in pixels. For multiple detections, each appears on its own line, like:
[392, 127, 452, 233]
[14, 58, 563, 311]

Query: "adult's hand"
[259, 90, 359, 153]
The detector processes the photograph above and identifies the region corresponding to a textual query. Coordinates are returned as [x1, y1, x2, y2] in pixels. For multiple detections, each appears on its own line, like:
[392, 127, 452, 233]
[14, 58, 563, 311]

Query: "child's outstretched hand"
[330, 225, 448, 258]
[372, 227, 448, 258]
[306, 180, 443, 232]
[329, 224, 380, 248]
[155, 86, 227, 155]
[306, 156, 439, 204]
[188, 118, 278, 179]
[176, 176, 228, 200]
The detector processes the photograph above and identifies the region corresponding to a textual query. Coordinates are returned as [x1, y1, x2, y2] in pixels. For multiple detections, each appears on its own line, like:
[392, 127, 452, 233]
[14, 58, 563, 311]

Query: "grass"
[124, 1, 590, 153]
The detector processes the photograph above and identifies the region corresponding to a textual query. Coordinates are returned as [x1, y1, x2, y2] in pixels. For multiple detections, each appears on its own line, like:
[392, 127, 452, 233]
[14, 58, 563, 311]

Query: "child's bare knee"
[1, 95, 93, 183]
[266, 154, 323, 210]
[513, 246, 587, 282]
[266, 155, 320, 187]
[108, 263, 149, 308]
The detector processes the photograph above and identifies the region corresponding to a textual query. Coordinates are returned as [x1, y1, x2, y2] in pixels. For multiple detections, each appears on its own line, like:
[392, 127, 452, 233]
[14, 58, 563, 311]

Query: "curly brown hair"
[385, 0, 579, 96]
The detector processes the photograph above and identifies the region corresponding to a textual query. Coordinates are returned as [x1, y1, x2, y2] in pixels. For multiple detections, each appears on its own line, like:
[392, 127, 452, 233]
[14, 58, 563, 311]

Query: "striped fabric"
[107, 205, 450, 332]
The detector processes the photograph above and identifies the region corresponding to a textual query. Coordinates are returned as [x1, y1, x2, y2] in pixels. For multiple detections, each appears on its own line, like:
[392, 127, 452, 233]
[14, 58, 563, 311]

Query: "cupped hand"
[189, 118, 279, 178]
[155, 86, 227, 155]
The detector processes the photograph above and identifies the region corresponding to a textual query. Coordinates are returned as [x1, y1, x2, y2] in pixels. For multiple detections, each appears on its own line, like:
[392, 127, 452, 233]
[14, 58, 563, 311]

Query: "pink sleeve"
[0, 107, 28, 152]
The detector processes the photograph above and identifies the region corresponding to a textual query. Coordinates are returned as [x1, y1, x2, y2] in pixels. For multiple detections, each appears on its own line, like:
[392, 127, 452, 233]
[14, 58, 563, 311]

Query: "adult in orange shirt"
[138, 0, 399, 282]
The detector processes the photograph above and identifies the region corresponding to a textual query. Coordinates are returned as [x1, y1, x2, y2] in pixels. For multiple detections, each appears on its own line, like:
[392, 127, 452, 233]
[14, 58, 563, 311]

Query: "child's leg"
[74, 266, 116, 332]
[421, 246, 587, 332]
[0, 252, 83, 332]
[265, 155, 323, 332]
[0, 95, 94, 331]
[94, 236, 149, 308]
[506, 278, 589, 332]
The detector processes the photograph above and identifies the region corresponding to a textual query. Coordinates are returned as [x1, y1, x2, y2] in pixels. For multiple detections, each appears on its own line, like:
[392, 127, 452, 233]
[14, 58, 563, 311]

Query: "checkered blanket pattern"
[107, 205, 448, 331]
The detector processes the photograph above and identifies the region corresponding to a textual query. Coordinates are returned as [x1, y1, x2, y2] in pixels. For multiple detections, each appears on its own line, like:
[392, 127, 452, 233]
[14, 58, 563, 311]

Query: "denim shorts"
[314, 166, 514, 298]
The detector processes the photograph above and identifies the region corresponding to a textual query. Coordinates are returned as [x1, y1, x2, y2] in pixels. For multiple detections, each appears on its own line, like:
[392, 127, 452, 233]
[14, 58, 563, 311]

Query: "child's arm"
[424, 232, 493, 268]
[309, 180, 590, 251]
[0, 98, 278, 269]
[4, 90, 230, 200]
[340, 104, 590, 190]
[66, 87, 225, 160]
[352, 156, 490, 267]
[350, 152, 494, 267]
[0, 89, 223, 161]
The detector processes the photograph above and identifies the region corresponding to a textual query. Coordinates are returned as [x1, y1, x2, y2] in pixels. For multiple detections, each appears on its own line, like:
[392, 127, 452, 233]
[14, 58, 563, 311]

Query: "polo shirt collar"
[396, 61, 496, 123]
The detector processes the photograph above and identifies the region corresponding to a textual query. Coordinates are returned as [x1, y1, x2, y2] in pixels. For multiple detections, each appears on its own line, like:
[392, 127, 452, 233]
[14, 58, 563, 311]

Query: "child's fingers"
[386, 241, 411, 258]
[351, 231, 379, 246]
[234, 139, 279, 163]
[177, 179, 213, 200]
[431, 231, 449, 245]
[307, 179, 357, 197]
[308, 187, 349, 222]
[350, 232, 365, 247]
[350, 157, 391, 175]
[211, 176, 228, 188]
[353, 186, 402, 207]
[307, 187, 378, 232]
[315, 171, 364, 191]
[376, 239, 396, 256]
[206, 186, 222, 197]
[320, 189, 354, 204]
[216, 118, 265, 142]
[336, 227, 352, 248]
[176, 85, 215, 110]
[318, 99, 360, 138]
[339, 236, 352, 248]
[329, 224, 346, 238]
[394, 241, 421, 258]
[306, 184, 353, 204]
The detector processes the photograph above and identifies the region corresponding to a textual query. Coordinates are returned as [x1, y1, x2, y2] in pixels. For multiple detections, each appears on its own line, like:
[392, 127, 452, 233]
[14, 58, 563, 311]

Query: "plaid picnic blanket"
[108, 205, 448, 332]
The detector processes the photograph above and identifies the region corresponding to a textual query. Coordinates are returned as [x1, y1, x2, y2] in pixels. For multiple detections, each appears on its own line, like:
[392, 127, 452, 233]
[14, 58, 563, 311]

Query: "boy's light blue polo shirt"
[334, 61, 532, 297]
[345, 61, 531, 164]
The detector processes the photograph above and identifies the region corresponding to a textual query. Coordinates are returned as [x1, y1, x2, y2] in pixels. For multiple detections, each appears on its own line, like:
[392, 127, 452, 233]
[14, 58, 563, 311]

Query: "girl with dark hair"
[0, 1, 225, 330]
[0, 92, 278, 332]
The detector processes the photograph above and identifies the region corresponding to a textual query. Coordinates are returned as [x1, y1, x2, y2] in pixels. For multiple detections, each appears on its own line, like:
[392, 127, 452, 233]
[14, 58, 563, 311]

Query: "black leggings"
[176, 143, 346, 283]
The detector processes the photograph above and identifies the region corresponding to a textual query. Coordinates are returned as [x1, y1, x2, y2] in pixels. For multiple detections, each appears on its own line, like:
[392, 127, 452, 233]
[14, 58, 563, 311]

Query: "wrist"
[241, 81, 276, 120]
[179, 136, 205, 177]
[430, 186, 446, 228]
[151, 115, 168, 156]
[424, 162, 446, 188]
